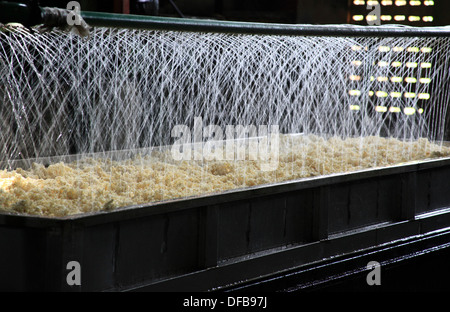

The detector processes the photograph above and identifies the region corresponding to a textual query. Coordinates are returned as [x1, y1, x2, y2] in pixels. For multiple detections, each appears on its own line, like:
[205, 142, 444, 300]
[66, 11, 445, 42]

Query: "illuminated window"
[407, 47, 420, 52]
[349, 90, 361, 96]
[404, 107, 416, 115]
[348, 0, 436, 119]
[395, 0, 407, 5]
[419, 93, 430, 100]
[376, 106, 388, 112]
[376, 91, 388, 97]
[419, 77, 431, 84]
[351, 0, 434, 26]
[366, 15, 378, 23]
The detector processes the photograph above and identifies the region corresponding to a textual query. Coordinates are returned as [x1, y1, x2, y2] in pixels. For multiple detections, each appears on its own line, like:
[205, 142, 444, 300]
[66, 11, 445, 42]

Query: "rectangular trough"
[1, 154, 450, 291]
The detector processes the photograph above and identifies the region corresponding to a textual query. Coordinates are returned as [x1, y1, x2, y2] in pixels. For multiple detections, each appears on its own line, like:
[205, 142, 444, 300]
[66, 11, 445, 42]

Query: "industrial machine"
[1, 0, 450, 292]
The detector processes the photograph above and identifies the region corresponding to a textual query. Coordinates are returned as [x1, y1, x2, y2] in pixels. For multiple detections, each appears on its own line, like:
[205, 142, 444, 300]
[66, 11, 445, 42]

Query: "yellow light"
[418, 108, 424, 114]
[376, 91, 388, 97]
[391, 77, 403, 83]
[390, 107, 401, 113]
[410, 1, 421, 5]
[377, 76, 388, 82]
[354, 0, 366, 4]
[404, 92, 416, 98]
[352, 45, 362, 51]
[423, 16, 434, 22]
[395, 0, 407, 5]
[407, 47, 420, 52]
[378, 61, 389, 67]
[406, 62, 418, 68]
[419, 77, 431, 84]
[393, 46, 404, 52]
[366, 15, 378, 22]
[394, 15, 406, 21]
[421, 47, 432, 53]
[419, 93, 430, 100]
[382, 0, 393, 4]
[379, 46, 391, 52]
[381, 15, 392, 21]
[349, 75, 361, 81]
[376, 106, 388, 112]
[390, 92, 402, 98]
[404, 107, 416, 115]
[352, 60, 363, 66]
[405, 77, 417, 83]
[392, 61, 402, 67]
[349, 90, 361, 96]
[421, 62, 432, 68]
[353, 15, 364, 21]
[409, 16, 421, 22]
[424, 0, 434, 5]
[367, 0, 379, 4]
[370, 76, 375, 81]
[369, 91, 375, 96]
[350, 105, 361, 111]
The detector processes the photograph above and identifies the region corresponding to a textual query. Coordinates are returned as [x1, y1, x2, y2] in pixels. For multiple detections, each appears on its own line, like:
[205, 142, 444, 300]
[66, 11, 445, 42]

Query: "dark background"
[35, 0, 450, 26]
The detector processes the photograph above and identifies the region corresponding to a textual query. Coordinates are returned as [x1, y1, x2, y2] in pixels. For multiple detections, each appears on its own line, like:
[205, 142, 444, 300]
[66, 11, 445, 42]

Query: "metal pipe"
[1, 1, 450, 37]
[79, 11, 450, 37]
